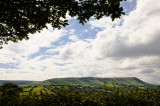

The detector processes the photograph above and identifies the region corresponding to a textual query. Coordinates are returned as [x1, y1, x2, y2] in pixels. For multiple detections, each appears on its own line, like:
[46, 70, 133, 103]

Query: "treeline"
[0, 82, 160, 106]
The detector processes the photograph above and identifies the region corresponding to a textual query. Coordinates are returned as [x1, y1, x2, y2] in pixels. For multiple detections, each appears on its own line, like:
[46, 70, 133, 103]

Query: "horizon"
[1, 0, 160, 84]
[1, 76, 154, 87]
[0, 77, 150, 84]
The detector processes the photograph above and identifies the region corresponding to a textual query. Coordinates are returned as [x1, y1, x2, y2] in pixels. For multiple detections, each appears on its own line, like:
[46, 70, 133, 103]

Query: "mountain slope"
[0, 77, 151, 87]
[38, 77, 150, 87]
[0, 80, 38, 86]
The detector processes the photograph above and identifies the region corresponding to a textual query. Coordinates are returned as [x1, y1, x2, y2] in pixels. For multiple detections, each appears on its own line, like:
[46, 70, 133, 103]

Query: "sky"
[0, 0, 160, 84]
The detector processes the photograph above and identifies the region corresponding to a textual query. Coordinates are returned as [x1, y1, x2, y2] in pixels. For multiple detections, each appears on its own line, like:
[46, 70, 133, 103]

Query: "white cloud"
[69, 35, 79, 41]
[1, 0, 160, 84]
[89, 17, 121, 29]
[54, 0, 160, 84]
[68, 29, 79, 41]
[0, 28, 67, 62]
[59, 40, 91, 60]
[91, 0, 160, 59]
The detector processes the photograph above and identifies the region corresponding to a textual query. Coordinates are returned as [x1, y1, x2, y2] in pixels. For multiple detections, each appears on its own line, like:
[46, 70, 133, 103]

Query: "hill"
[0, 80, 39, 86]
[38, 77, 150, 87]
[0, 77, 151, 87]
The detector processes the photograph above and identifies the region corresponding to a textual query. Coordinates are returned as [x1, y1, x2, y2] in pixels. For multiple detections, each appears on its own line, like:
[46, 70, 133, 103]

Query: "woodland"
[0, 82, 160, 106]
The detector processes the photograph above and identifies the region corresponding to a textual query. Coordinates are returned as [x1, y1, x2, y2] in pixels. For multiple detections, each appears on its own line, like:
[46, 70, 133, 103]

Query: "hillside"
[0, 77, 151, 87]
[0, 80, 38, 86]
[38, 77, 150, 87]
[0, 78, 159, 106]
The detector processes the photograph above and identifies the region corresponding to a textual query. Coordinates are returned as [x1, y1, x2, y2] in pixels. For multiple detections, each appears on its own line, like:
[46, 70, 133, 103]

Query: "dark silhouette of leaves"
[0, 0, 126, 48]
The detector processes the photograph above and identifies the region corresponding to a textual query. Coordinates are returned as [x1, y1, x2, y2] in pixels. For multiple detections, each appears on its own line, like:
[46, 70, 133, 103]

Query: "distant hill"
[0, 80, 39, 86]
[0, 77, 152, 87]
[37, 77, 151, 87]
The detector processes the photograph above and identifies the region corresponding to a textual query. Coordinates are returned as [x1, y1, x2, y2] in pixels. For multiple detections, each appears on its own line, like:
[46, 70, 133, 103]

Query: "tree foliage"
[0, 82, 23, 96]
[0, 83, 160, 106]
[0, 82, 23, 106]
[0, 0, 126, 48]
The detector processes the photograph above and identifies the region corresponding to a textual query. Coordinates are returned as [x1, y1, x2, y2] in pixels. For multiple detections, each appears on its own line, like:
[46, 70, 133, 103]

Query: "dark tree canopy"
[0, 0, 126, 48]
[0, 82, 23, 96]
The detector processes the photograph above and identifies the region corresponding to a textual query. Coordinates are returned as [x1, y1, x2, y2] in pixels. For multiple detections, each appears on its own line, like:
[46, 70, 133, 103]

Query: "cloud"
[0, 28, 67, 63]
[59, 40, 91, 60]
[89, 17, 121, 29]
[1, 0, 160, 84]
[54, 0, 160, 84]
[91, 0, 160, 59]
[141, 69, 155, 74]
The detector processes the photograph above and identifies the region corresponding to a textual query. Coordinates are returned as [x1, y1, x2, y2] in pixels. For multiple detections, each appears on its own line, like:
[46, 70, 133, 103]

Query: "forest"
[0, 82, 160, 106]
